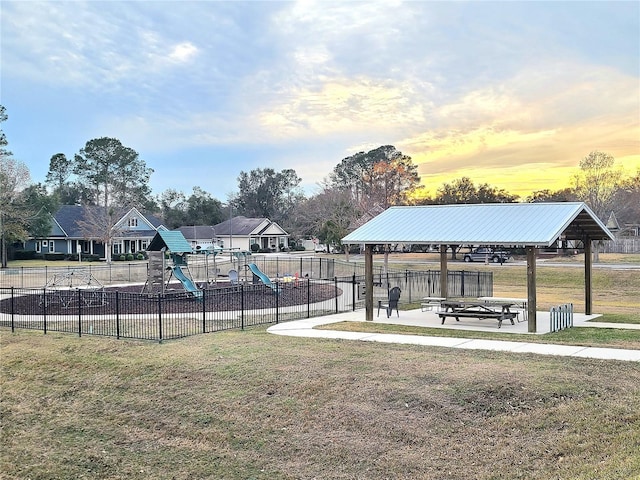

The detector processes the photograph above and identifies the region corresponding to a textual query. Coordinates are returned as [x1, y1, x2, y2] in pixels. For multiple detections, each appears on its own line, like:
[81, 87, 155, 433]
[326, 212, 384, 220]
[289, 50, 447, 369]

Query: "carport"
[342, 202, 614, 332]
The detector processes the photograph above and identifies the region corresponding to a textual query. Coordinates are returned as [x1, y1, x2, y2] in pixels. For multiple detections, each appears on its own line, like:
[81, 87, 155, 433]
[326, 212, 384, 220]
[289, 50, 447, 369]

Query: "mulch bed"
[1, 281, 342, 315]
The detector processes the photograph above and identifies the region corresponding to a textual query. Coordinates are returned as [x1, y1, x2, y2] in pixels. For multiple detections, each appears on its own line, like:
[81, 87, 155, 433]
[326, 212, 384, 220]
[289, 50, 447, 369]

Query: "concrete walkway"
[267, 309, 640, 362]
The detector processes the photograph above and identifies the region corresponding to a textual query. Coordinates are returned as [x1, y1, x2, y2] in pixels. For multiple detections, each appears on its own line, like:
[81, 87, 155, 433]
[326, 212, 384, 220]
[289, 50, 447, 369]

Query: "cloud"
[2, 1, 637, 198]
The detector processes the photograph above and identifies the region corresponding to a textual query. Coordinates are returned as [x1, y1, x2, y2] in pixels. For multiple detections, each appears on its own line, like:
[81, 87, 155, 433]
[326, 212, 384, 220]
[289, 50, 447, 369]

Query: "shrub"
[12, 250, 37, 260]
[250, 243, 260, 253]
[125, 253, 134, 261]
[43, 253, 66, 261]
[136, 253, 144, 260]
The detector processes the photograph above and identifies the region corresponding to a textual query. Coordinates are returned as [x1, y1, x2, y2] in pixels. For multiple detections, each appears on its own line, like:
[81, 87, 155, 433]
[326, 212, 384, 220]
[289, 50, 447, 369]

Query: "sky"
[1, 1, 639, 202]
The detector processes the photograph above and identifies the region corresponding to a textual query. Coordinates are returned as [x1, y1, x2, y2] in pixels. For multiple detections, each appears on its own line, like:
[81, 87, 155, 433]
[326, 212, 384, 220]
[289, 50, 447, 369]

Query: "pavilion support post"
[526, 246, 537, 333]
[585, 239, 593, 315]
[439, 246, 448, 299]
[365, 244, 374, 321]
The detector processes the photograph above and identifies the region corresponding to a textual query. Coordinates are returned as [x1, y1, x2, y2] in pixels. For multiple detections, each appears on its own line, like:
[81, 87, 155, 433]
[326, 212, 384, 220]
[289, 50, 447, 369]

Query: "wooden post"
[585, 239, 593, 315]
[526, 246, 537, 333]
[439, 246, 448, 299]
[365, 244, 374, 321]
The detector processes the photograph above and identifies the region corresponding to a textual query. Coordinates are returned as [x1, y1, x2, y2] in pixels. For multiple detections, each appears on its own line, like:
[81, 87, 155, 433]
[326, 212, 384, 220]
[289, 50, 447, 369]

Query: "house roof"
[147, 230, 192, 253]
[342, 202, 614, 247]
[212, 216, 288, 236]
[176, 225, 217, 240]
[52, 205, 163, 238]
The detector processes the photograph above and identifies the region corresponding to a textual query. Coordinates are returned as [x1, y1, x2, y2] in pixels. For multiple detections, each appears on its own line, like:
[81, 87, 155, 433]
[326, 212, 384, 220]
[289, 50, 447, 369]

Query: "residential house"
[23, 205, 165, 259]
[177, 216, 290, 253]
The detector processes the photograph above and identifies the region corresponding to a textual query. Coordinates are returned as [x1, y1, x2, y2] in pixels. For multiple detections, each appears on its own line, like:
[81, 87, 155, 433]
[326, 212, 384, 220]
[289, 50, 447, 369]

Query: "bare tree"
[574, 151, 623, 220]
[0, 105, 32, 267]
[574, 151, 623, 261]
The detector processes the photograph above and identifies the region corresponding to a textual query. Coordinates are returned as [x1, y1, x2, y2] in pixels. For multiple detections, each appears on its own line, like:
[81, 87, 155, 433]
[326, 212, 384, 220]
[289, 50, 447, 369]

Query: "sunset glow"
[2, 1, 638, 200]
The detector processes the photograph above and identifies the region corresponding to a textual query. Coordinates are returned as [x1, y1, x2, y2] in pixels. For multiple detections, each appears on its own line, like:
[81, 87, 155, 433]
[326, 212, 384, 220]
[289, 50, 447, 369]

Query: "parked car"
[463, 247, 511, 263]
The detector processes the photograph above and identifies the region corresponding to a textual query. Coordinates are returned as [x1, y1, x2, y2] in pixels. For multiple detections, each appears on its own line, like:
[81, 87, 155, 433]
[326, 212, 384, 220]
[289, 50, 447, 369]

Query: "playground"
[3, 278, 341, 316]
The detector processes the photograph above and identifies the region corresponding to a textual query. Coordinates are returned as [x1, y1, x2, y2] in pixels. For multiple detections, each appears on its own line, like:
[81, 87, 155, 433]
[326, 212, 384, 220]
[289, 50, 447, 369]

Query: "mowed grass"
[382, 253, 640, 319]
[2, 328, 640, 480]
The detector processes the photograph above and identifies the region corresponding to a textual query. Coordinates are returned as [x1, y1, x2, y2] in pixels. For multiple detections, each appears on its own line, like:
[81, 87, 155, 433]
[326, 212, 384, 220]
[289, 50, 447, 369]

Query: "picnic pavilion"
[341, 202, 614, 332]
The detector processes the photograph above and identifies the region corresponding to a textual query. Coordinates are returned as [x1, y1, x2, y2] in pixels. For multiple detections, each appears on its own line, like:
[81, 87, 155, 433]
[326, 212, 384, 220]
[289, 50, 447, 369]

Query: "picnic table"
[421, 297, 446, 312]
[478, 296, 528, 321]
[438, 300, 518, 328]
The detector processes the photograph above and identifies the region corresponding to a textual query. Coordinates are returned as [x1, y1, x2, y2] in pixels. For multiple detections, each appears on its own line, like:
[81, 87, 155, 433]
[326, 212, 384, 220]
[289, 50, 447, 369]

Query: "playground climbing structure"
[40, 270, 107, 308]
[143, 230, 203, 298]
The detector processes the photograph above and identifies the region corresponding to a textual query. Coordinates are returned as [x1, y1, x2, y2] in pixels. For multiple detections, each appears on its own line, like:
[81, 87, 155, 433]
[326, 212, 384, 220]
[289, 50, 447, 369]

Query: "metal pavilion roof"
[342, 202, 614, 247]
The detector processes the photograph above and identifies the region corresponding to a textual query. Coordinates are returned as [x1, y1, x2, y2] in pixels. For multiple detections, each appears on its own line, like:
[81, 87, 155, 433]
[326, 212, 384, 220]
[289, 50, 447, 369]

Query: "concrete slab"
[267, 308, 639, 362]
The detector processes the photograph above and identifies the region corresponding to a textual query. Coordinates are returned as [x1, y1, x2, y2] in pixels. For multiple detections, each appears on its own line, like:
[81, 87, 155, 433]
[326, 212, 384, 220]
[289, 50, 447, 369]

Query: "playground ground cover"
[2, 281, 340, 315]
[2, 327, 639, 479]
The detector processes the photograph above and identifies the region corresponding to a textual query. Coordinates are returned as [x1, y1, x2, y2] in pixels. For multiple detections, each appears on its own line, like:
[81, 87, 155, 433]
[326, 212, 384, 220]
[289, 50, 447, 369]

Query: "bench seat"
[438, 310, 518, 328]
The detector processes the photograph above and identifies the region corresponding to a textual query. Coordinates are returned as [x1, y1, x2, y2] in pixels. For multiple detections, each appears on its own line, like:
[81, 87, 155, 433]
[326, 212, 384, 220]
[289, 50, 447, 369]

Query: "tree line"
[1, 103, 638, 266]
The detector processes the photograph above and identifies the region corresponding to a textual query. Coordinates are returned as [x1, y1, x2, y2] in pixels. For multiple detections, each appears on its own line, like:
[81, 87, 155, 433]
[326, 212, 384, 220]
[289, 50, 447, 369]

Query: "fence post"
[115, 291, 120, 339]
[240, 284, 245, 330]
[202, 289, 206, 333]
[334, 277, 339, 313]
[158, 295, 163, 343]
[78, 289, 82, 337]
[307, 278, 311, 318]
[352, 274, 356, 311]
[43, 288, 47, 335]
[276, 283, 279, 324]
[10, 287, 15, 332]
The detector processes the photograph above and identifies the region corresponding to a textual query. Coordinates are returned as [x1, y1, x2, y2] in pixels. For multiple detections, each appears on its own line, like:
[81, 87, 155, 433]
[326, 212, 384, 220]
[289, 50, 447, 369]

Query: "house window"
[140, 241, 148, 250]
[35, 241, 41, 253]
[42, 240, 48, 247]
[128, 218, 138, 227]
[49, 240, 55, 252]
[113, 243, 121, 255]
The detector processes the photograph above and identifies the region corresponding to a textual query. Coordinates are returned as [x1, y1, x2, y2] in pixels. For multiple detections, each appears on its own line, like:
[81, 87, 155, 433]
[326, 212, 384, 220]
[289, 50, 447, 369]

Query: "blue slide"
[248, 263, 279, 294]
[172, 266, 203, 298]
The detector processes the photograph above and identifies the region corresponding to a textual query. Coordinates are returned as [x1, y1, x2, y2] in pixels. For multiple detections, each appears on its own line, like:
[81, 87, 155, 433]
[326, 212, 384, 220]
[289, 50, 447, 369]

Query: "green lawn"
[2, 328, 639, 480]
[318, 321, 640, 350]
[2, 253, 639, 478]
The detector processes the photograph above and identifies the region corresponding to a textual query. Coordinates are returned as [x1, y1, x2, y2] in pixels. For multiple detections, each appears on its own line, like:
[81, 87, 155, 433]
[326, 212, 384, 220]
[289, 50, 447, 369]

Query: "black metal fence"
[0, 269, 492, 342]
[0, 256, 385, 288]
